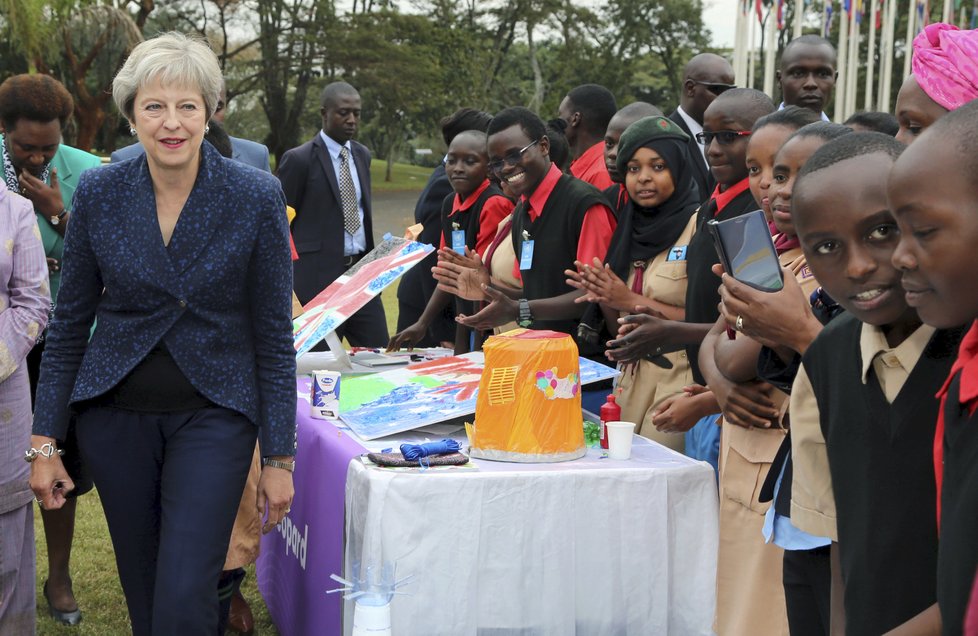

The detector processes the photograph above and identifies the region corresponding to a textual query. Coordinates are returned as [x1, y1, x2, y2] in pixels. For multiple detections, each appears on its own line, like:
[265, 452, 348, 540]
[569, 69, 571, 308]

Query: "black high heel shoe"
[43, 580, 82, 626]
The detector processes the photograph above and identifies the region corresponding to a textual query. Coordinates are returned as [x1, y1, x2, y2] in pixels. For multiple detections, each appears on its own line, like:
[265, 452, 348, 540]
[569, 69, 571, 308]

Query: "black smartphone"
[707, 209, 784, 292]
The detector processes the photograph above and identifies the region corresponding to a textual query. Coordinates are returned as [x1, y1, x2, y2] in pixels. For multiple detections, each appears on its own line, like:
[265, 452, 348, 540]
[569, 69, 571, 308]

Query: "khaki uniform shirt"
[616, 215, 697, 448]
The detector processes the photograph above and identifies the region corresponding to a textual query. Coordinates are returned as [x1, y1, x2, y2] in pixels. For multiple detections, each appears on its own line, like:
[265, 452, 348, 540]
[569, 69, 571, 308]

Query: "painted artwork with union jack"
[293, 235, 434, 355]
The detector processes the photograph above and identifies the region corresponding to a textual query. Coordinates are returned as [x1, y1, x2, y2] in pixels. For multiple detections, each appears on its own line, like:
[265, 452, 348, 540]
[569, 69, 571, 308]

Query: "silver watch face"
[50, 216, 60, 226]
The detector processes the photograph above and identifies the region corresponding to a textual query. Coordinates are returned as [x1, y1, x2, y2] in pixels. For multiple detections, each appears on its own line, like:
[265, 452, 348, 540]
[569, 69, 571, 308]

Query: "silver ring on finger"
[735, 315, 744, 332]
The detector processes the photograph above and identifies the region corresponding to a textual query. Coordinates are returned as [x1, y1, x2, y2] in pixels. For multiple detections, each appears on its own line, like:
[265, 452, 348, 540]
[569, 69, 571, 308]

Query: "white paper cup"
[606, 421, 636, 460]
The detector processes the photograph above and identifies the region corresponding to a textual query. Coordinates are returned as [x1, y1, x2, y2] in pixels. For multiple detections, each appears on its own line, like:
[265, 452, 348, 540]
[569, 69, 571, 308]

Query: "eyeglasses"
[695, 130, 752, 146]
[691, 80, 737, 96]
[489, 139, 540, 174]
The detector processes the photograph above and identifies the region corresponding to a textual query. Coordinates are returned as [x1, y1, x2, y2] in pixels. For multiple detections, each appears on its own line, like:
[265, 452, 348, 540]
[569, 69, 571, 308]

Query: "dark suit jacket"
[277, 134, 375, 304]
[32, 143, 297, 456]
[670, 109, 714, 200]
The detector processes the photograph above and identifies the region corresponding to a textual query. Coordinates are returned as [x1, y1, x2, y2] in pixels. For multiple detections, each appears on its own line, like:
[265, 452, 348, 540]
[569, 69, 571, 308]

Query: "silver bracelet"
[25, 442, 64, 463]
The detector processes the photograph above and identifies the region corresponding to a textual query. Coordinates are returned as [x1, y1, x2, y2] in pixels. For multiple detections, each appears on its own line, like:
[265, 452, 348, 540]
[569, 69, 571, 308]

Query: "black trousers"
[76, 405, 256, 636]
[783, 545, 832, 636]
[335, 294, 389, 347]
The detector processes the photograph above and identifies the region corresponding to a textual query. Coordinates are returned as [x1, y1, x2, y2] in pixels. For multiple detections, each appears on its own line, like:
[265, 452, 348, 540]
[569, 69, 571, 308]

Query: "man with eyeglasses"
[670, 53, 737, 199]
[776, 35, 837, 120]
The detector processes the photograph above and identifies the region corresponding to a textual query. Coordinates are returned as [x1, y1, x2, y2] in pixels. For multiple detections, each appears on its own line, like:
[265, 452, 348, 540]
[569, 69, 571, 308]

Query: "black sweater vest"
[439, 183, 506, 253]
[511, 174, 607, 336]
[439, 184, 507, 339]
[938, 369, 978, 636]
[805, 313, 962, 635]
[684, 187, 758, 384]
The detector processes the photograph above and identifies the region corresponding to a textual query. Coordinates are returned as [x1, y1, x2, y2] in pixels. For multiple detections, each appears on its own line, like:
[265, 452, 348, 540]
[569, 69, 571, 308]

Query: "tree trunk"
[73, 101, 104, 152]
[527, 20, 544, 112]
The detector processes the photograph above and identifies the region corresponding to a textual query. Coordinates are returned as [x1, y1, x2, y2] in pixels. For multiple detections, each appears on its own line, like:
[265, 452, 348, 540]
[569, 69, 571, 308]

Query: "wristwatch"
[49, 209, 68, 226]
[263, 458, 295, 472]
[518, 298, 533, 328]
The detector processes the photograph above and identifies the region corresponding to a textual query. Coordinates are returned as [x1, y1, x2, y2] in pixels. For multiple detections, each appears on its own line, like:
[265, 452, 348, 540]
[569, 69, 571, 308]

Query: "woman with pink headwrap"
[895, 22, 978, 144]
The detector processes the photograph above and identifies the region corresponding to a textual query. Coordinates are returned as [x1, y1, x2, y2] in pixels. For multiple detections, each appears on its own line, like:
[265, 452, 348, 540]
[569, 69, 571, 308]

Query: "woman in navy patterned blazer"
[28, 32, 296, 634]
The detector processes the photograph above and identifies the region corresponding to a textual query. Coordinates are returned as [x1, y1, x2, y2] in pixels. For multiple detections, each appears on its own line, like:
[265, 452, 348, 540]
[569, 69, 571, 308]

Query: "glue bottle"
[599, 394, 621, 450]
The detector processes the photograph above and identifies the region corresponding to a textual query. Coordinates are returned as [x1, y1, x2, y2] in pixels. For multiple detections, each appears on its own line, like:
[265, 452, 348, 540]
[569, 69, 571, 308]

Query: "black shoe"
[43, 580, 82, 626]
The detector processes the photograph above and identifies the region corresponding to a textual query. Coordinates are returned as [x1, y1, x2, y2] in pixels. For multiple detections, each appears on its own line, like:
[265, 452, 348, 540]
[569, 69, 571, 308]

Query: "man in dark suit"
[669, 53, 736, 199]
[278, 82, 388, 346]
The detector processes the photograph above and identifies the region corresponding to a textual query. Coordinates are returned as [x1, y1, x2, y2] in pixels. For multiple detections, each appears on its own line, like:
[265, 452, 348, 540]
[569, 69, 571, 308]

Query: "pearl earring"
[129, 126, 136, 136]
[204, 125, 210, 135]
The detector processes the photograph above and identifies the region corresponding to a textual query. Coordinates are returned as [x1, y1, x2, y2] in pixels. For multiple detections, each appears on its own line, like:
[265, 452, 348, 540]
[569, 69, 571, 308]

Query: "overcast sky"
[703, 0, 738, 49]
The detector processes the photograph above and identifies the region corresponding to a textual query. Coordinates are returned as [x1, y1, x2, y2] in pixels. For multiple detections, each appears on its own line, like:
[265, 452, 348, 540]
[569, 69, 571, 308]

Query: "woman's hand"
[565, 258, 642, 311]
[19, 168, 64, 217]
[605, 306, 670, 363]
[710, 375, 780, 429]
[257, 460, 294, 534]
[652, 385, 716, 433]
[715, 264, 822, 354]
[455, 285, 517, 330]
[432, 250, 490, 301]
[28, 435, 75, 510]
[387, 321, 427, 352]
[436, 246, 483, 270]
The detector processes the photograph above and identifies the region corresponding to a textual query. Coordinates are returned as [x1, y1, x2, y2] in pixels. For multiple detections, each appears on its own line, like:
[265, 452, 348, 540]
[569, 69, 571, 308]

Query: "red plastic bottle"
[599, 394, 621, 450]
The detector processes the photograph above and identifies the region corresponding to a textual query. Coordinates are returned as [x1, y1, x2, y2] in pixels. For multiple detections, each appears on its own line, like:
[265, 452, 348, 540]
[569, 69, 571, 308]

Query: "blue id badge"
[519, 239, 535, 270]
[451, 230, 466, 255]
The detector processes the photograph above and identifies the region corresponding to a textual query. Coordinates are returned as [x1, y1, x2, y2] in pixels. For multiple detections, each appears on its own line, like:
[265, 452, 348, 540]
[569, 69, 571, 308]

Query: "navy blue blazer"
[33, 143, 297, 456]
[278, 134, 375, 304]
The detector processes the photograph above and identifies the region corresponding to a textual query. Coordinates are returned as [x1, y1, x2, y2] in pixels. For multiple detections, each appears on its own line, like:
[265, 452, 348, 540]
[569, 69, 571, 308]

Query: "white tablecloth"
[343, 437, 719, 635]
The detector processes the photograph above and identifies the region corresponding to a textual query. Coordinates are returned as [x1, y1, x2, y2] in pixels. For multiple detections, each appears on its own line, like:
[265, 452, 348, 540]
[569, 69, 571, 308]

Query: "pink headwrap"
[912, 22, 978, 111]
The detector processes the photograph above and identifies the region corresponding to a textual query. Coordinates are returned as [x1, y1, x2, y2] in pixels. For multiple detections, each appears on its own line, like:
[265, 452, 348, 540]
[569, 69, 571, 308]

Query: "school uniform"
[714, 245, 816, 636]
[569, 141, 614, 190]
[683, 178, 757, 384]
[756, 244, 830, 636]
[602, 183, 628, 217]
[935, 320, 978, 636]
[616, 215, 696, 452]
[798, 315, 962, 635]
[483, 214, 521, 335]
[439, 180, 512, 351]
[511, 164, 615, 338]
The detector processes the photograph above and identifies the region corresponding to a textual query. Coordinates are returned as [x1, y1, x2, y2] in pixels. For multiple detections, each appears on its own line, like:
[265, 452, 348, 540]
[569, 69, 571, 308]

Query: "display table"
[343, 439, 718, 635]
[259, 378, 719, 635]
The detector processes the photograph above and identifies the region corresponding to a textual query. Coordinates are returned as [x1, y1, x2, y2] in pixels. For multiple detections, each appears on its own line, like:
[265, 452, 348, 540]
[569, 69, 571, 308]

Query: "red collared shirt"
[709, 178, 752, 216]
[570, 141, 614, 190]
[439, 180, 514, 255]
[935, 319, 978, 523]
[513, 163, 616, 281]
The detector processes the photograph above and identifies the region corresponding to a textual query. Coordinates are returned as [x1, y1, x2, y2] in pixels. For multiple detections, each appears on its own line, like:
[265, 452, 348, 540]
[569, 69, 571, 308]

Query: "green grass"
[34, 490, 279, 635]
[369, 159, 435, 192]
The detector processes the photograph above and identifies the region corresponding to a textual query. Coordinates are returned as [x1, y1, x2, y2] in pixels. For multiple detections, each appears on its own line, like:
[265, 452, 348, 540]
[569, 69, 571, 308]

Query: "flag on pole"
[825, 1, 834, 36]
[757, 0, 765, 23]
[777, 0, 786, 28]
[972, 0, 978, 28]
[876, 0, 884, 28]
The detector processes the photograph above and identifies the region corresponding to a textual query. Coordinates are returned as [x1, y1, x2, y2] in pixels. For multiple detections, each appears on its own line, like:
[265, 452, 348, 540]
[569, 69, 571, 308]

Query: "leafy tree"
[605, 0, 712, 106]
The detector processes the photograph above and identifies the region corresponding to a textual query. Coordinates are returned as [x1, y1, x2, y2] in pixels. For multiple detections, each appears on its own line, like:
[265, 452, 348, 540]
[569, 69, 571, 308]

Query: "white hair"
[113, 32, 222, 121]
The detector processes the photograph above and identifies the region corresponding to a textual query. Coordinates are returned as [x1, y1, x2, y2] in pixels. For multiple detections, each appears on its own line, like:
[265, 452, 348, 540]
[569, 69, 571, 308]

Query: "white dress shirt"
[319, 130, 367, 256]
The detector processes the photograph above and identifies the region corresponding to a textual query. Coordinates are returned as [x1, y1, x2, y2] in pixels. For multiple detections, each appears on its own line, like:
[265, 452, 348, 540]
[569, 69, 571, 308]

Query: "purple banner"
[257, 378, 366, 635]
